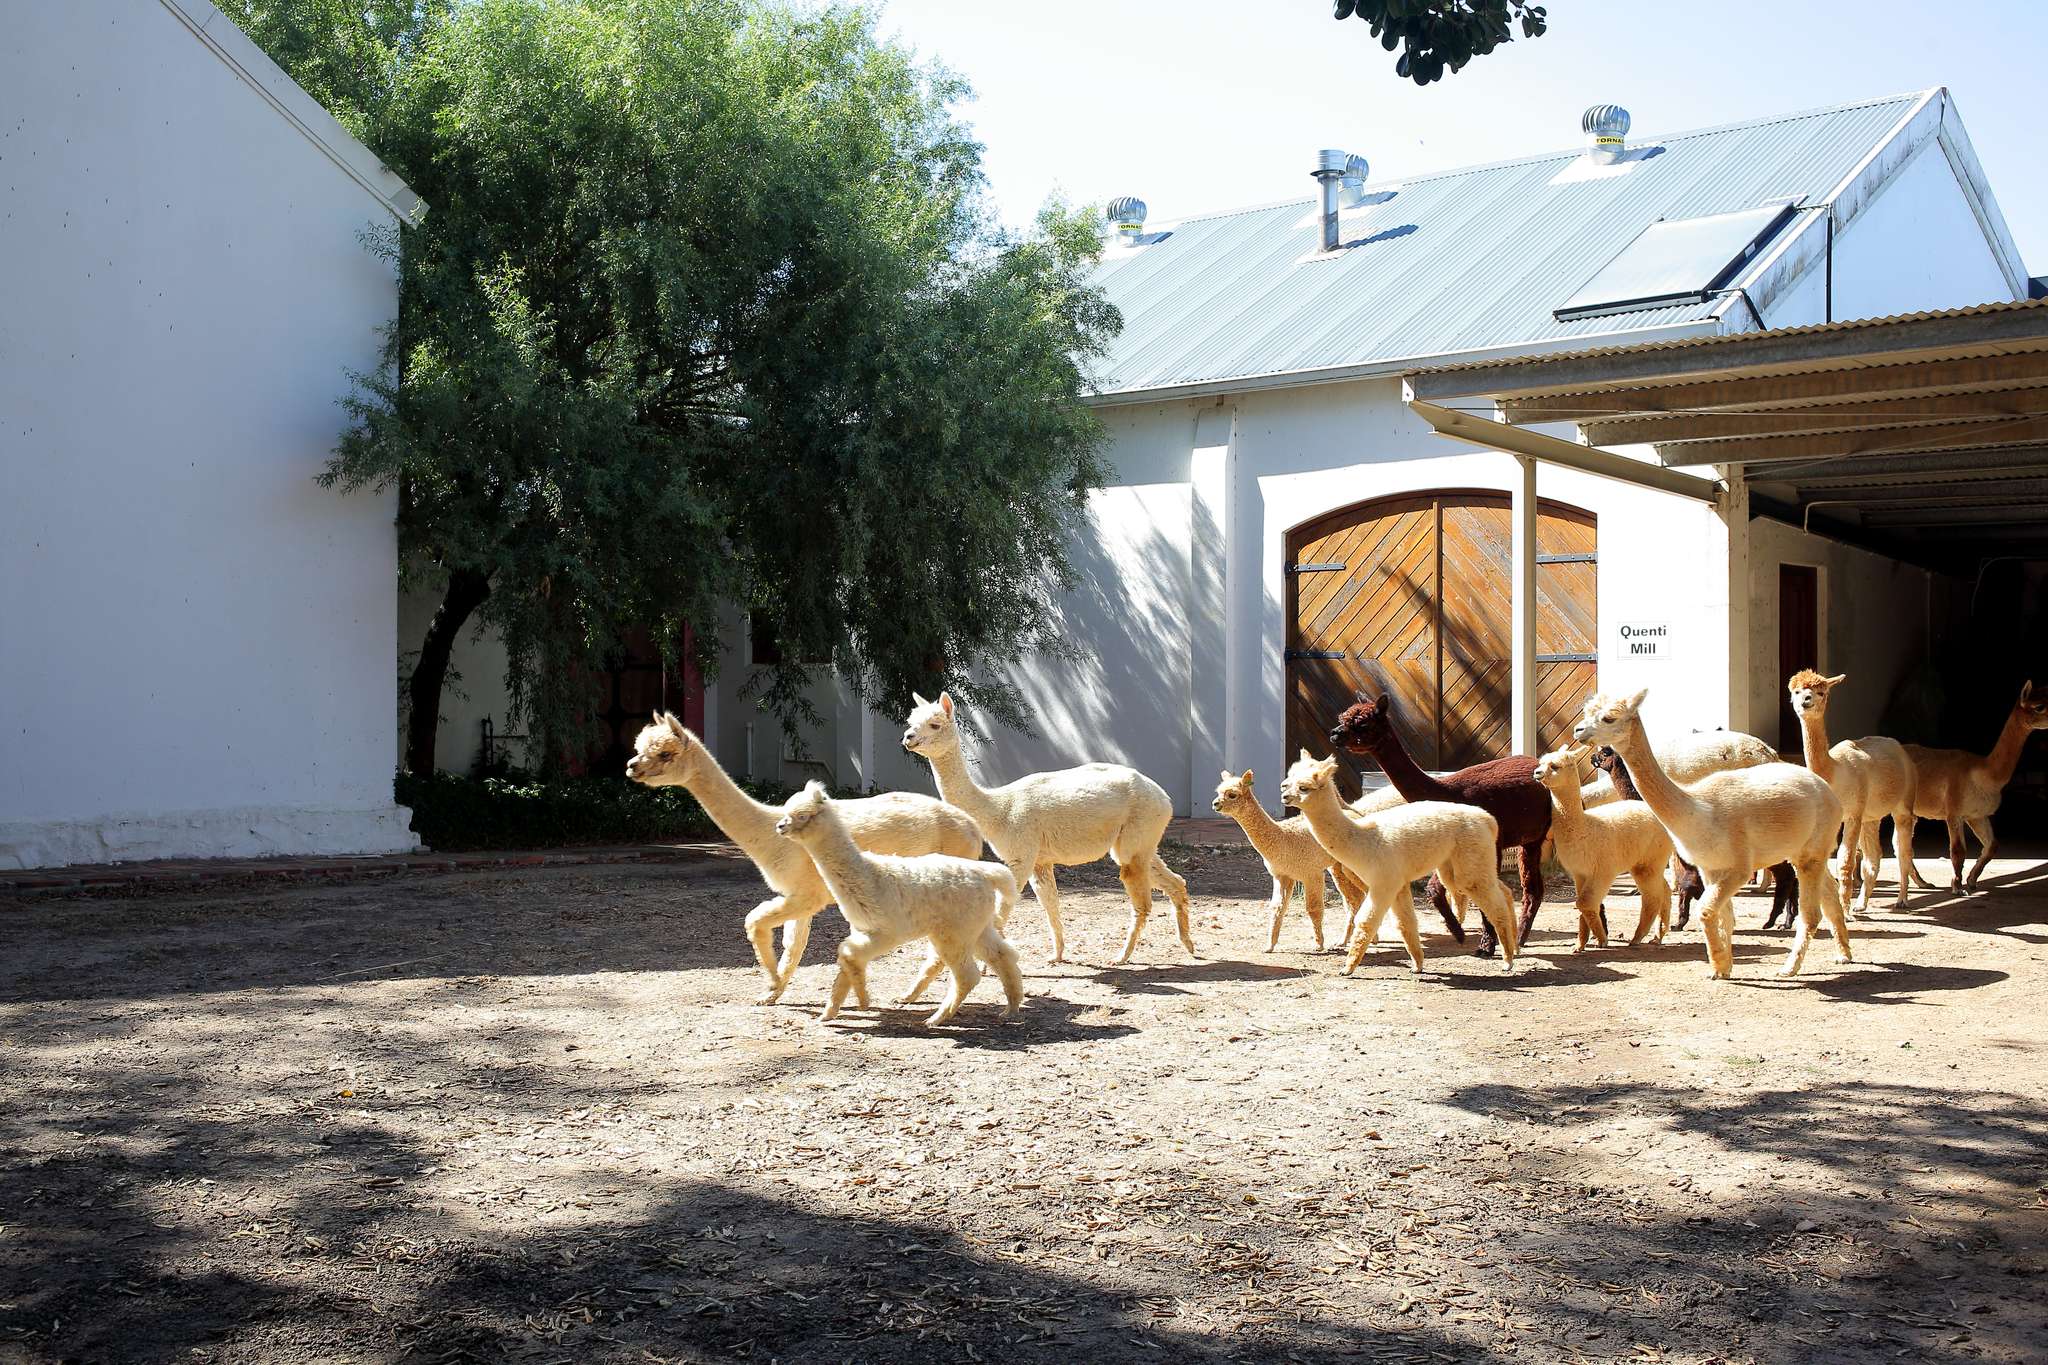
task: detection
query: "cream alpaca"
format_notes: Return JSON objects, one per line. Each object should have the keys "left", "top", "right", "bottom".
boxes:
{"left": 1278, "top": 751, "right": 1517, "bottom": 976}
{"left": 1787, "top": 671, "right": 1918, "bottom": 913}
{"left": 1532, "top": 746, "right": 1675, "bottom": 950}
{"left": 1580, "top": 730, "right": 1780, "bottom": 809}
{"left": 1573, "top": 690, "right": 1848, "bottom": 980}
{"left": 627, "top": 713, "right": 981, "bottom": 1003}
{"left": 901, "top": 692, "right": 1190, "bottom": 964}
{"left": 1212, "top": 769, "right": 1367, "bottom": 952}
{"left": 774, "top": 783, "right": 1024, "bottom": 1027}
{"left": 1902, "top": 680, "right": 2048, "bottom": 890}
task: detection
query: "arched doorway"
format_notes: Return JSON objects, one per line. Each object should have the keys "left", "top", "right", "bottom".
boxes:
{"left": 1285, "top": 490, "right": 1596, "bottom": 795}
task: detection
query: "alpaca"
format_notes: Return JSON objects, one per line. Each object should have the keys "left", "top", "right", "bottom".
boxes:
{"left": 1279, "top": 751, "right": 1517, "bottom": 975}
{"left": 1212, "top": 769, "right": 1368, "bottom": 952}
{"left": 1902, "top": 680, "right": 2048, "bottom": 890}
{"left": 1591, "top": 747, "right": 1797, "bottom": 931}
{"left": 627, "top": 713, "right": 982, "bottom": 1003}
{"left": 1787, "top": 671, "right": 1918, "bottom": 913}
{"left": 1328, "top": 693, "right": 1547, "bottom": 956}
{"left": 901, "top": 691, "right": 1190, "bottom": 964}
{"left": 1572, "top": 690, "right": 1849, "bottom": 980}
{"left": 1531, "top": 746, "right": 1674, "bottom": 950}
{"left": 774, "top": 783, "right": 1024, "bottom": 1027}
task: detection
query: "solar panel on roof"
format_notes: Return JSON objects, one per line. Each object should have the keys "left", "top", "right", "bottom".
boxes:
{"left": 1553, "top": 204, "right": 1797, "bottom": 322}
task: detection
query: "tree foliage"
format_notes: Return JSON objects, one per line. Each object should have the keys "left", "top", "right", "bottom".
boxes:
{"left": 263, "top": 0, "right": 1114, "bottom": 771}
{"left": 1330, "top": 0, "right": 1548, "bottom": 85}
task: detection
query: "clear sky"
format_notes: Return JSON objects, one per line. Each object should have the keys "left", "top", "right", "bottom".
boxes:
{"left": 873, "top": 0, "right": 2045, "bottom": 276}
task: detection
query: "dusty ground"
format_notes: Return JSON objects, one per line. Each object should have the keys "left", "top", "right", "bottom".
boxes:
{"left": 3, "top": 843, "right": 2047, "bottom": 1364}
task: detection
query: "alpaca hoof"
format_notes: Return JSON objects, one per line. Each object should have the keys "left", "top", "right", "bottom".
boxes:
{"left": 756, "top": 987, "right": 786, "bottom": 1005}
{"left": 1472, "top": 943, "right": 1497, "bottom": 959}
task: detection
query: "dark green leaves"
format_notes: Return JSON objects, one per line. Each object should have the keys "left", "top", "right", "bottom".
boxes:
{"left": 1331, "top": 0, "right": 1548, "bottom": 85}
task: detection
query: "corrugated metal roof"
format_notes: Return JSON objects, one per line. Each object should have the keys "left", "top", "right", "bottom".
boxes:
{"left": 1088, "top": 93, "right": 1924, "bottom": 398}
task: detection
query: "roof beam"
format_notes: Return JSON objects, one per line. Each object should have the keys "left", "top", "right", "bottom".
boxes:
{"left": 1656, "top": 415, "right": 2048, "bottom": 467}
{"left": 1861, "top": 504, "right": 2048, "bottom": 528}
{"left": 1403, "top": 391, "right": 1719, "bottom": 503}
{"left": 1580, "top": 385, "right": 2048, "bottom": 445}
{"left": 1405, "top": 302, "right": 2048, "bottom": 402}
{"left": 1749, "top": 445, "right": 2048, "bottom": 486}
{"left": 1497, "top": 354, "right": 2048, "bottom": 424}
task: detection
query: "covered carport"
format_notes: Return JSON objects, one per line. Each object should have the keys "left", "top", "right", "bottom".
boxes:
{"left": 1398, "top": 298, "right": 2048, "bottom": 753}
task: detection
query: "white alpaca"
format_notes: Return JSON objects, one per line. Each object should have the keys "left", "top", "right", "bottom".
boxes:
{"left": 1572, "top": 690, "right": 1849, "bottom": 980}
{"left": 901, "top": 691, "right": 1190, "bottom": 964}
{"left": 1279, "top": 751, "right": 1517, "bottom": 975}
{"left": 627, "top": 713, "right": 981, "bottom": 1003}
{"left": 774, "top": 783, "right": 1024, "bottom": 1027}
{"left": 1787, "top": 671, "right": 1918, "bottom": 913}
{"left": 1532, "top": 746, "right": 1675, "bottom": 951}
{"left": 1212, "top": 769, "right": 1368, "bottom": 952}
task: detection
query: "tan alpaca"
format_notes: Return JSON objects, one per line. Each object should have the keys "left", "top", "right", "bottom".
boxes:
{"left": 1532, "top": 746, "right": 1674, "bottom": 950}
{"left": 1786, "top": 671, "right": 1918, "bottom": 913}
{"left": 1212, "top": 769, "right": 1368, "bottom": 952}
{"left": 1572, "top": 691, "right": 1849, "bottom": 980}
{"left": 1580, "top": 730, "right": 1779, "bottom": 809}
{"left": 774, "top": 783, "right": 1024, "bottom": 1027}
{"left": 901, "top": 691, "right": 1190, "bottom": 965}
{"left": 1902, "top": 681, "right": 2048, "bottom": 890}
{"left": 1278, "top": 751, "right": 1517, "bottom": 975}
{"left": 627, "top": 714, "right": 981, "bottom": 1003}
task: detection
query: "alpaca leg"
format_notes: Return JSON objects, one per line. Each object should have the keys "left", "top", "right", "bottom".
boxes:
{"left": 980, "top": 926, "right": 1026, "bottom": 1017}
{"left": 1903, "top": 821, "right": 1939, "bottom": 889}
{"left": 1462, "top": 876, "right": 1518, "bottom": 970}
{"left": 821, "top": 933, "right": 883, "bottom": 1023}
{"left": 1835, "top": 807, "right": 1863, "bottom": 910}
{"left": 1630, "top": 863, "right": 1670, "bottom": 945}
{"left": 1692, "top": 878, "right": 1739, "bottom": 979}
{"left": 1946, "top": 819, "right": 1967, "bottom": 891}
{"left": 1149, "top": 852, "right": 1196, "bottom": 956}
{"left": 1424, "top": 873, "right": 1466, "bottom": 943}
{"left": 1264, "top": 876, "right": 1293, "bottom": 953}
{"left": 925, "top": 941, "right": 981, "bottom": 1027}
{"left": 1330, "top": 865, "right": 1366, "bottom": 949}
{"left": 1342, "top": 895, "right": 1397, "bottom": 975}
{"left": 1964, "top": 816, "right": 1998, "bottom": 890}
{"left": 1113, "top": 860, "right": 1153, "bottom": 965}
{"left": 900, "top": 950, "right": 945, "bottom": 1006}
{"left": 1390, "top": 899, "right": 1426, "bottom": 973}
{"left": 1027, "top": 861, "right": 1066, "bottom": 963}
{"left": 1574, "top": 877, "right": 1611, "bottom": 953}
{"left": 1671, "top": 857, "right": 1701, "bottom": 931}
{"left": 745, "top": 893, "right": 822, "bottom": 1004}
{"left": 1514, "top": 843, "right": 1546, "bottom": 948}
{"left": 1303, "top": 876, "right": 1330, "bottom": 953}
{"left": 1855, "top": 820, "right": 1886, "bottom": 915}
{"left": 1889, "top": 812, "right": 1916, "bottom": 909}
{"left": 1761, "top": 863, "right": 1793, "bottom": 930}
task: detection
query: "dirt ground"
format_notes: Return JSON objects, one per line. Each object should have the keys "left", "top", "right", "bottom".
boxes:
{"left": 4, "top": 842, "right": 2047, "bottom": 1365}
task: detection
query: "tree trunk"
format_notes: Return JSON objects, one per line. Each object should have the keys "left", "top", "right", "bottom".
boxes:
{"left": 405, "top": 568, "right": 492, "bottom": 774}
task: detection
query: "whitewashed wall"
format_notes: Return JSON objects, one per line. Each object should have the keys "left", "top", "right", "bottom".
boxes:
{"left": 0, "top": 2, "right": 416, "bottom": 867}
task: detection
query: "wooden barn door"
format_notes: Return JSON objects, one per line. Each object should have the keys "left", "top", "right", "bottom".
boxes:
{"left": 1286, "top": 491, "right": 1597, "bottom": 791}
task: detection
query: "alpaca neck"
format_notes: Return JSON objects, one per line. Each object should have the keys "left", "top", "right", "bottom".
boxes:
{"left": 1363, "top": 729, "right": 1451, "bottom": 802}
{"left": 1227, "top": 798, "right": 1290, "bottom": 860}
{"left": 1796, "top": 707, "right": 1838, "bottom": 781}
{"left": 677, "top": 752, "right": 782, "bottom": 862}
{"left": 1979, "top": 705, "right": 2037, "bottom": 787}
{"left": 1607, "top": 716, "right": 1705, "bottom": 834}
{"left": 922, "top": 740, "right": 1002, "bottom": 828}
{"left": 1604, "top": 756, "right": 1640, "bottom": 801}
{"left": 1302, "top": 783, "right": 1380, "bottom": 855}
{"left": 1546, "top": 775, "right": 1588, "bottom": 842}
{"left": 794, "top": 814, "right": 876, "bottom": 907}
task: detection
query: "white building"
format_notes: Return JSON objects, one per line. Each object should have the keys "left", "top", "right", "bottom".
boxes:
{"left": 0, "top": 0, "right": 422, "bottom": 868}
{"left": 431, "top": 90, "right": 2036, "bottom": 816}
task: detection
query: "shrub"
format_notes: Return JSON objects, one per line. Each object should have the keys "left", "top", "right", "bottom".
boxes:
{"left": 394, "top": 771, "right": 814, "bottom": 852}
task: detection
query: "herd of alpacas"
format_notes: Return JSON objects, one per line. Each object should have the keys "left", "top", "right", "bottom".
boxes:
{"left": 623, "top": 676, "right": 2048, "bottom": 1024}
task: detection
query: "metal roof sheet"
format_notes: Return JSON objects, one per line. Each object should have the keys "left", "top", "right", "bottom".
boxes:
{"left": 1087, "top": 93, "right": 1925, "bottom": 398}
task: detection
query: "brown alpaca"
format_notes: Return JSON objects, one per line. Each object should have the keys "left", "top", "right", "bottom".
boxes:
{"left": 1902, "top": 681, "right": 2048, "bottom": 890}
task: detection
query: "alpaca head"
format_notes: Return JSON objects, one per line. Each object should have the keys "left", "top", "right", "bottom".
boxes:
{"left": 1279, "top": 749, "right": 1339, "bottom": 808}
{"left": 773, "top": 780, "right": 833, "bottom": 841}
{"left": 1211, "top": 769, "right": 1257, "bottom": 815}
{"left": 2016, "top": 680, "right": 2048, "bottom": 731}
{"left": 1589, "top": 745, "right": 1622, "bottom": 776}
{"left": 1572, "top": 689, "right": 1648, "bottom": 746}
{"left": 901, "top": 691, "right": 960, "bottom": 759}
{"left": 626, "top": 711, "right": 705, "bottom": 787}
{"left": 1786, "top": 669, "right": 1845, "bottom": 719}
{"left": 1329, "top": 691, "right": 1394, "bottom": 755}
{"left": 1531, "top": 745, "right": 1591, "bottom": 790}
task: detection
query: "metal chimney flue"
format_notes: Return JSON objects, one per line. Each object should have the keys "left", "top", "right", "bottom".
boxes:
{"left": 1312, "top": 148, "right": 1353, "bottom": 252}
{"left": 1105, "top": 196, "right": 1148, "bottom": 247}
{"left": 1582, "top": 104, "right": 1630, "bottom": 164}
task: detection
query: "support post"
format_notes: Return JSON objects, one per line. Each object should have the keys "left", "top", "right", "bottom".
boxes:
{"left": 1187, "top": 405, "right": 1233, "bottom": 814}
{"left": 1511, "top": 454, "right": 1539, "bottom": 757}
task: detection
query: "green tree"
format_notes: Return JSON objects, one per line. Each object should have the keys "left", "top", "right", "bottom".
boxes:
{"left": 272, "top": 0, "right": 1112, "bottom": 773}
{"left": 1330, "top": 0, "right": 1548, "bottom": 85}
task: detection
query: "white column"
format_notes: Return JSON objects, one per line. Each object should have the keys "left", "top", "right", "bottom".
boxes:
{"left": 1187, "top": 405, "right": 1233, "bottom": 814}
{"left": 1717, "top": 467, "right": 1752, "bottom": 734}
{"left": 1510, "top": 454, "right": 1538, "bottom": 756}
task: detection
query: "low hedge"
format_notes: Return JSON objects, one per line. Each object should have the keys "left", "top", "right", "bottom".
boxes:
{"left": 395, "top": 771, "right": 803, "bottom": 851}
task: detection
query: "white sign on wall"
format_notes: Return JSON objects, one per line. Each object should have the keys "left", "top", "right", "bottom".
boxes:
{"left": 1618, "top": 622, "right": 1673, "bottom": 660}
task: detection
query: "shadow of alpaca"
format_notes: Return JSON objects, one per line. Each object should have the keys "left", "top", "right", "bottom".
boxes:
{"left": 1085, "top": 957, "right": 1309, "bottom": 996}
{"left": 811, "top": 993, "right": 1142, "bottom": 1050}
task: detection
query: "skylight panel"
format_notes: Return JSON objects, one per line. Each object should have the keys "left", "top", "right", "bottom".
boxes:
{"left": 1554, "top": 204, "right": 1797, "bottom": 322}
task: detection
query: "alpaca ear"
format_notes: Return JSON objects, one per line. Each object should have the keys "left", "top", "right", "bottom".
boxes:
{"left": 1298, "top": 747, "right": 1313, "bottom": 764}
{"left": 1240, "top": 769, "right": 1254, "bottom": 785}
{"left": 2024, "top": 680, "right": 2036, "bottom": 703}
{"left": 911, "top": 691, "right": 928, "bottom": 707}
{"left": 1353, "top": 690, "right": 1370, "bottom": 704}
{"left": 1624, "top": 688, "right": 1648, "bottom": 711}
{"left": 1825, "top": 674, "right": 1847, "bottom": 688}
{"left": 1220, "top": 769, "right": 1235, "bottom": 783}
{"left": 938, "top": 691, "right": 954, "bottom": 718}
{"left": 805, "top": 779, "right": 827, "bottom": 796}
{"left": 1376, "top": 693, "right": 1391, "bottom": 712}
{"left": 662, "top": 711, "right": 685, "bottom": 737}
